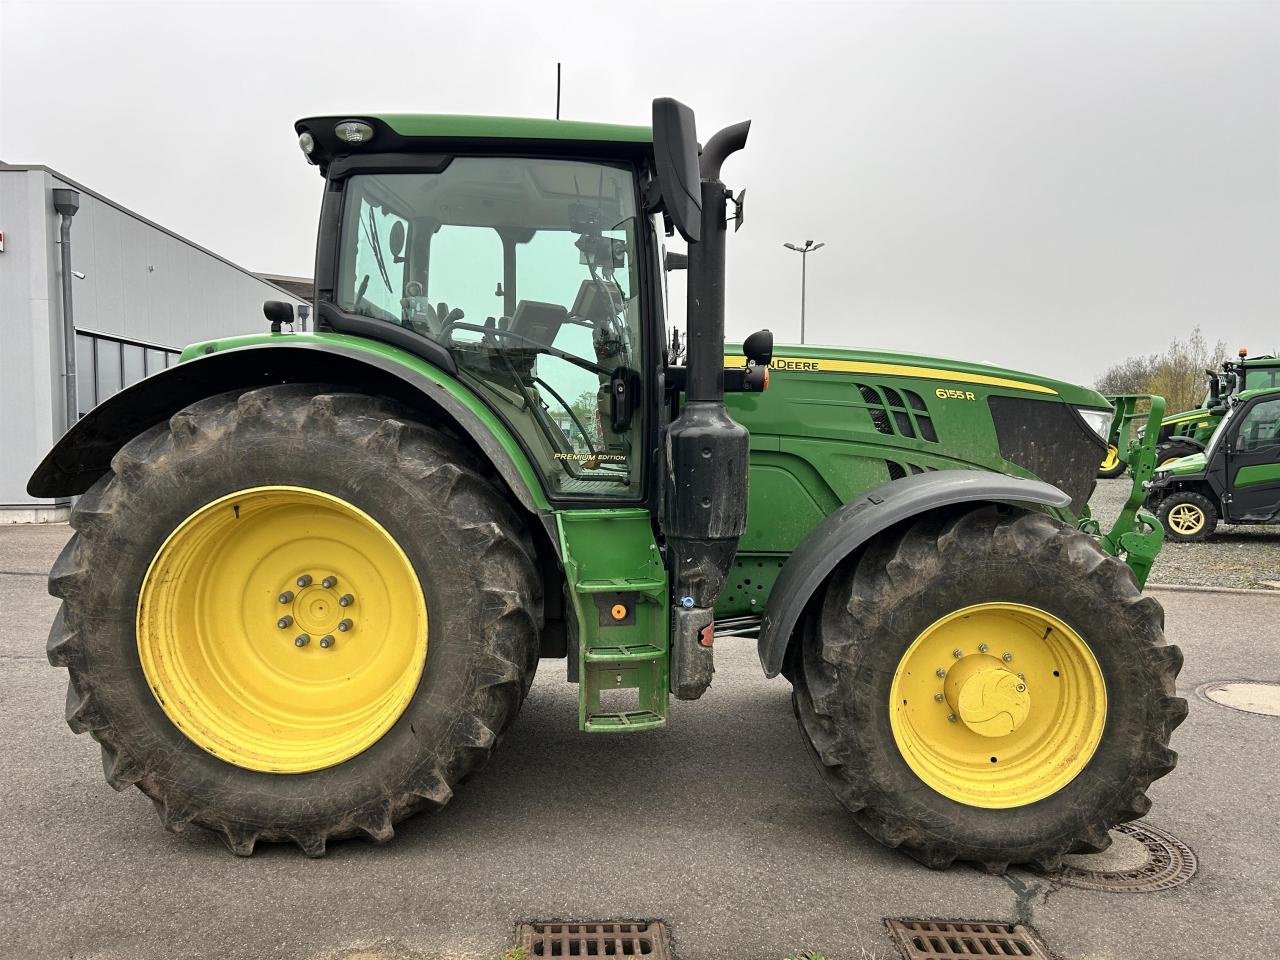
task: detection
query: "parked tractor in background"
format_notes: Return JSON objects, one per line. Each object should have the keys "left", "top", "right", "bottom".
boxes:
{"left": 29, "top": 99, "right": 1184, "bottom": 873}
{"left": 1099, "top": 348, "right": 1280, "bottom": 477}
{"left": 1146, "top": 384, "right": 1280, "bottom": 541}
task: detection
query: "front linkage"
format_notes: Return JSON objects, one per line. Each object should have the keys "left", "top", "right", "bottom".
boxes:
{"left": 1079, "top": 394, "right": 1167, "bottom": 586}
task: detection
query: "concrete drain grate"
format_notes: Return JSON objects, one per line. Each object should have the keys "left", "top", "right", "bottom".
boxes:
{"left": 515, "top": 921, "right": 669, "bottom": 958}
{"left": 885, "top": 919, "right": 1050, "bottom": 958}
{"left": 1196, "top": 679, "right": 1280, "bottom": 717}
{"left": 1052, "top": 820, "right": 1197, "bottom": 892}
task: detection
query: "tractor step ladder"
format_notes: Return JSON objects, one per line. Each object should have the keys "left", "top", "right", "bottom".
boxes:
{"left": 556, "top": 510, "right": 669, "bottom": 732}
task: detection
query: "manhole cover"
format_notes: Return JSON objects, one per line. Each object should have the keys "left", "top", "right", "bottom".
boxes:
{"left": 885, "top": 919, "right": 1050, "bottom": 958}
{"left": 1197, "top": 680, "right": 1280, "bottom": 717}
{"left": 515, "top": 921, "right": 669, "bottom": 958}
{"left": 1051, "top": 820, "right": 1197, "bottom": 892}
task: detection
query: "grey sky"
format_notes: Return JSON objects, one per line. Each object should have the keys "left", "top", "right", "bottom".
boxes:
{"left": 2, "top": 0, "right": 1277, "bottom": 385}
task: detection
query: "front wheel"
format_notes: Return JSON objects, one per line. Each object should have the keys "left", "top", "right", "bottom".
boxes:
{"left": 48, "top": 385, "right": 542, "bottom": 855}
{"left": 791, "top": 505, "right": 1186, "bottom": 872}
{"left": 1156, "top": 490, "right": 1218, "bottom": 542}
{"left": 1154, "top": 439, "right": 1201, "bottom": 469}
{"left": 1097, "top": 445, "right": 1126, "bottom": 479}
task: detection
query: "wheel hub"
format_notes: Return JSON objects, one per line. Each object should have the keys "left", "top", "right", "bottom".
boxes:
{"left": 889, "top": 602, "right": 1107, "bottom": 809}
{"left": 944, "top": 654, "right": 1031, "bottom": 737}
{"left": 136, "top": 486, "right": 427, "bottom": 774}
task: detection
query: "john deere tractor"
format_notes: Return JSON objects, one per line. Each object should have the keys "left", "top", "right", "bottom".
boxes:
{"left": 29, "top": 99, "right": 1185, "bottom": 872}
{"left": 1099, "top": 348, "right": 1280, "bottom": 477}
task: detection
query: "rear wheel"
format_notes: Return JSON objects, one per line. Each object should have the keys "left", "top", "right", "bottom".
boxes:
{"left": 1156, "top": 490, "right": 1218, "bottom": 542}
{"left": 1154, "top": 439, "right": 1201, "bottom": 469}
{"left": 1097, "top": 445, "right": 1126, "bottom": 479}
{"left": 48, "top": 385, "right": 542, "bottom": 855}
{"left": 791, "top": 505, "right": 1186, "bottom": 871}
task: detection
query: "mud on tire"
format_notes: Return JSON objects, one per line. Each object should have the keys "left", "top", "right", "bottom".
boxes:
{"left": 790, "top": 504, "right": 1187, "bottom": 872}
{"left": 47, "top": 384, "right": 543, "bottom": 856}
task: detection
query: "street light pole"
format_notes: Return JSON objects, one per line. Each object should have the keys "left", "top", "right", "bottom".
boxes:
{"left": 783, "top": 239, "right": 824, "bottom": 343}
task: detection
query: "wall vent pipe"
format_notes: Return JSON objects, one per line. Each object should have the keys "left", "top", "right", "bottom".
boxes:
{"left": 51, "top": 188, "right": 81, "bottom": 433}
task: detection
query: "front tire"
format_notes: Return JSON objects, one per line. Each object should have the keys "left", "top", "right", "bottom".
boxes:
{"left": 791, "top": 505, "right": 1186, "bottom": 872}
{"left": 48, "top": 385, "right": 542, "bottom": 855}
{"left": 1154, "top": 439, "right": 1201, "bottom": 468}
{"left": 1097, "top": 445, "right": 1126, "bottom": 479}
{"left": 1156, "top": 490, "right": 1218, "bottom": 542}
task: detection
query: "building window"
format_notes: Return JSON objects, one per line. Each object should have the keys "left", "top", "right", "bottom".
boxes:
{"left": 73, "top": 330, "right": 181, "bottom": 417}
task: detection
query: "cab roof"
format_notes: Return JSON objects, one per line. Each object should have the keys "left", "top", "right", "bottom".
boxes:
{"left": 294, "top": 113, "right": 653, "bottom": 175}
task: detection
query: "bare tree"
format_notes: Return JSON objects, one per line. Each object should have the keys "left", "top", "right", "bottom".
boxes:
{"left": 1094, "top": 326, "right": 1226, "bottom": 412}
{"left": 668, "top": 326, "right": 687, "bottom": 365}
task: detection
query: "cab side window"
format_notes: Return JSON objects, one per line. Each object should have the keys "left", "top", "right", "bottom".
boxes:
{"left": 1236, "top": 398, "right": 1280, "bottom": 452}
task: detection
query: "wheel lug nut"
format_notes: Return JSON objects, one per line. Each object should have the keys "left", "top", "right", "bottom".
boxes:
{"left": 339, "top": 594, "right": 355, "bottom": 607}
{"left": 337, "top": 619, "right": 353, "bottom": 632}
{"left": 1002, "top": 652, "right": 1013, "bottom": 662}
{"left": 322, "top": 576, "right": 337, "bottom": 589}
{"left": 296, "top": 574, "right": 313, "bottom": 588}
{"left": 978, "top": 643, "right": 989, "bottom": 654}
{"left": 319, "top": 635, "right": 335, "bottom": 649}
{"left": 295, "top": 634, "right": 310, "bottom": 647}
{"left": 278, "top": 591, "right": 294, "bottom": 604}
{"left": 952, "top": 649, "right": 963, "bottom": 659}
{"left": 277, "top": 615, "right": 293, "bottom": 629}
{"left": 934, "top": 692, "right": 945, "bottom": 702}
{"left": 947, "top": 714, "right": 957, "bottom": 723}
{"left": 935, "top": 668, "right": 946, "bottom": 678}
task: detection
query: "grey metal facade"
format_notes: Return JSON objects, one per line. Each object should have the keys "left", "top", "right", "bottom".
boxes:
{"left": 0, "top": 165, "right": 305, "bottom": 521}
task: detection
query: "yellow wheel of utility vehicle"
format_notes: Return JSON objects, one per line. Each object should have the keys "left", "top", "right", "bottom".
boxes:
{"left": 888, "top": 603, "right": 1105, "bottom": 809}
{"left": 793, "top": 504, "right": 1186, "bottom": 872}
{"left": 137, "top": 486, "right": 428, "bottom": 773}
{"left": 1156, "top": 490, "right": 1218, "bottom": 543}
{"left": 47, "top": 385, "right": 541, "bottom": 856}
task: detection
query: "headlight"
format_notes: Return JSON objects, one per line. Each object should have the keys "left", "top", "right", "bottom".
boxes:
{"left": 1075, "top": 407, "right": 1111, "bottom": 441}
{"left": 334, "top": 120, "right": 374, "bottom": 143}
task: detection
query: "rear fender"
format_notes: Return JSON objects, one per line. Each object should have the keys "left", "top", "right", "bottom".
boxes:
{"left": 756, "top": 470, "right": 1071, "bottom": 677}
{"left": 27, "top": 339, "right": 550, "bottom": 516}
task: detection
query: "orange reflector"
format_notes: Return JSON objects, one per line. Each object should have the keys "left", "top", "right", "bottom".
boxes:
{"left": 610, "top": 603, "right": 627, "bottom": 621}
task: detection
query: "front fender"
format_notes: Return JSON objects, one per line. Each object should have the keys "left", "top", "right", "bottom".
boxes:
{"left": 756, "top": 470, "right": 1072, "bottom": 677}
{"left": 27, "top": 337, "right": 550, "bottom": 515}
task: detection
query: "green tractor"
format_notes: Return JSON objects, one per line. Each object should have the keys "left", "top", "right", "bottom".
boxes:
{"left": 1098, "top": 348, "right": 1280, "bottom": 478}
{"left": 29, "top": 99, "right": 1185, "bottom": 872}
{"left": 1146, "top": 385, "right": 1280, "bottom": 541}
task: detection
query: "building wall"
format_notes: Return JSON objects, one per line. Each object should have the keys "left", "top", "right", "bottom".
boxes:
{"left": 0, "top": 166, "right": 305, "bottom": 517}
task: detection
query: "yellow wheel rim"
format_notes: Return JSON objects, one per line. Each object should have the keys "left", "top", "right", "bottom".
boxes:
{"left": 889, "top": 602, "right": 1106, "bottom": 809}
{"left": 1166, "top": 502, "right": 1205, "bottom": 535}
{"left": 137, "top": 486, "right": 428, "bottom": 773}
{"left": 1158, "top": 455, "right": 1183, "bottom": 468}
{"left": 1100, "top": 445, "right": 1119, "bottom": 471}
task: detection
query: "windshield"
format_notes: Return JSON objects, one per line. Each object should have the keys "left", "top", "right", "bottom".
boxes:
{"left": 336, "top": 159, "right": 646, "bottom": 499}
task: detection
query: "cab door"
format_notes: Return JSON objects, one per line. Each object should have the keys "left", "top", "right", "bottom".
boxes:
{"left": 1225, "top": 396, "right": 1280, "bottom": 521}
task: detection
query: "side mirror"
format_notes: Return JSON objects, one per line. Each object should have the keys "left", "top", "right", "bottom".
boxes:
{"left": 743, "top": 328, "right": 774, "bottom": 367}
{"left": 651, "top": 98, "right": 702, "bottom": 244}
{"left": 389, "top": 221, "right": 406, "bottom": 264}
{"left": 664, "top": 251, "right": 688, "bottom": 272}
{"left": 263, "top": 300, "right": 295, "bottom": 333}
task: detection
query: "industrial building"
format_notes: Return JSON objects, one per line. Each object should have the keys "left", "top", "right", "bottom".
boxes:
{"left": 0, "top": 164, "right": 306, "bottom": 522}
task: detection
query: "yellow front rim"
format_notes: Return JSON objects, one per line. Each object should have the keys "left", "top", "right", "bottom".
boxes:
{"left": 1166, "top": 503, "right": 1205, "bottom": 535}
{"left": 1100, "top": 445, "right": 1120, "bottom": 471}
{"left": 137, "top": 486, "right": 428, "bottom": 773}
{"left": 889, "top": 602, "right": 1106, "bottom": 809}
{"left": 1158, "top": 455, "right": 1183, "bottom": 468}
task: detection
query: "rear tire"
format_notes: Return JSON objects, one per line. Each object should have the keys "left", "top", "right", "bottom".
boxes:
{"left": 1155, "top": 490, "right": 1218, "bottom": 542}
{"left": 48, "top": 385, "right": 542, "bottom": 855}
{"left": 1097, "top": 445, "right": 1126, "bottom": 479}
{"left": 790, "top": 505, "right": 1186, "bottom": 872}
{"left": 1154, "top": 439, "right": 1201, "bottom": 468}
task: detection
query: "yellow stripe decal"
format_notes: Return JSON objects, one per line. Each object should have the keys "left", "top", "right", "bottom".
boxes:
{"left": 726, "top": 356, "right": 1057, "bottom": 395}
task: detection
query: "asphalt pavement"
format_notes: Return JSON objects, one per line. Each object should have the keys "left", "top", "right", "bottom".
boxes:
{"left": 2, "top": 522, "right": 1277, "bottom": 960}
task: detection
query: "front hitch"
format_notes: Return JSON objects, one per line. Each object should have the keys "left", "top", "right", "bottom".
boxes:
{"left": 1085, "top": 394, "right": 1167, "bottom": 586}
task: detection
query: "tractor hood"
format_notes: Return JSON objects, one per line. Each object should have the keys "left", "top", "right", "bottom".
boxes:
{"left": 727, "top": 343, "right": 1109, "bottom": 408}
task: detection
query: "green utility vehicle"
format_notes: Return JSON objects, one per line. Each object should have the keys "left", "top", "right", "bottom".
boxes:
{"left": 29, "top": 100, "right": 1185, "bottom": 873}
{"left": 1099, "top": 349, "right": 1280, "bottom": 477}
{"left": 1146, "top": 385, "right": 1280, "bottom": 541}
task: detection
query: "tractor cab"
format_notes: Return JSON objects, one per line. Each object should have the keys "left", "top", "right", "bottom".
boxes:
{"left": 1146, "top": 385, "right": 1280, "bottom": 540}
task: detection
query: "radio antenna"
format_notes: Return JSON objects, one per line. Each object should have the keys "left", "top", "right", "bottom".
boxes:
{"left": 555, "top": 62, "right": 562, "bottom": 119}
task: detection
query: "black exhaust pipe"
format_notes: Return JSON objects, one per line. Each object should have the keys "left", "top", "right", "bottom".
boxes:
{"left": 664, "top": 117, "right": 751, "bottom": 700}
